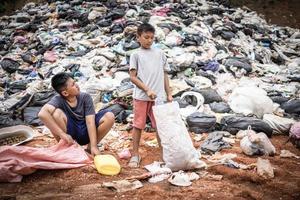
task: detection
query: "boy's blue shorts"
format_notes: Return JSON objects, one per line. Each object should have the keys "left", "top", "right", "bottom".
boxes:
{"left": 66, "top": 109, "right": 109, "bottom": 145}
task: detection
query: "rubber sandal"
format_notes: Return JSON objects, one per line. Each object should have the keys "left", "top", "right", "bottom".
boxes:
{"left": 128, "top": 155, "right": 141, "bottom": 168}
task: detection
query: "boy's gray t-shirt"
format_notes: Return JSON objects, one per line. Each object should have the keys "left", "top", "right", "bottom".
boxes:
{"left": 47, "top": 92, "right": 95, "bottom": 121}
{"left": 129, "top": 47, "right": 170, "bottom": 101}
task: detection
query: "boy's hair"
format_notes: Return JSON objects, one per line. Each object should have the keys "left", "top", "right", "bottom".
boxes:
{"left": 137, "top": 23, "right": 155, "bottom": 36}
{"left": 51, "top": 72, "right": 72, "bottom": 95}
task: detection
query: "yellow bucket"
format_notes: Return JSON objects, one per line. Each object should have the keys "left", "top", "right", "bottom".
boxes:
{"left": 94, "top": 154, "right": 121, "bottom": 176}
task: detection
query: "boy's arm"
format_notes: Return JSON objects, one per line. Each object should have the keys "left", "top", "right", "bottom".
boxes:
{"left": 38, "top": 104, "right": 74, "bottom": 145}
{"left": 164, "top": 72, "right": 173, "bottom": 102}
{"left": 85, "top": 115, "right": 100, "bottom": 156}
{"left": 129, "top": 69, "right": 156, "bottom": 100}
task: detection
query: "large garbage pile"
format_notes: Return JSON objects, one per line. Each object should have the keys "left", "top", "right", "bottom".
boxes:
{"left": 0, "top": 0, "right": 299, "bottom": 142}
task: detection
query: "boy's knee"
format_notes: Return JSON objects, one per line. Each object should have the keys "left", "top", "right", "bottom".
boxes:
{"left": 105, "top": 112, "right": 115, "bottom": 122}
{"left": 53, "top": 109, "right": 66, "bottom": 121}
{"left": 102, "top": 112, "right": 115, "bottom": 124}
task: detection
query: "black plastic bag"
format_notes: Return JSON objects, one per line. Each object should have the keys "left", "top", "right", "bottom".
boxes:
{"left": 186, "top": 112, "right": 216, "bottom": 134}
{"left": 0, "top": 115, "right": 24, "bottom": 128}
{"left": 220, "top": 116, "right": 273, "bottom": 137}
{"left": 281, "top": 99, "right": 300, "bottom": 115}
{"left": 201, "top": 131, "right": 231, "bottom": 153}
{"left": 209, "top": 102, "right": 231, "bottom": 113}
{"left": 23, "top": 107, "right": 43, "bottom": 126}
{"left": 0, "top": 58, "right": 20, "bottom": 74}
{"left": 192, "top": 88, "right": 222, "bottom": 104}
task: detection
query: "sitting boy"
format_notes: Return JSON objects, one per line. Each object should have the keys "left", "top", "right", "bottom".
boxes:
{"left": 38, "top": 72, "right": 115, "bottom": 156}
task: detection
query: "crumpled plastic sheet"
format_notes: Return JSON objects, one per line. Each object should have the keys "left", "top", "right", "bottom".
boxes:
{"left": 0, "top": 140, "right": 92, "bottom": 183}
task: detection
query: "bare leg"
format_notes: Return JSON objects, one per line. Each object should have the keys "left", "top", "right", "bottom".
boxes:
{"left": 156, "top": 131, "right": 164, "bottom": 161}
{"left": 96, "top": 112, "right": 115, "bottom": 143}
{"left": 132, "top": 127, "right": 142, "bottom": 156}
{"left": 52, "top": 108, "right": 68, "bottom": 142}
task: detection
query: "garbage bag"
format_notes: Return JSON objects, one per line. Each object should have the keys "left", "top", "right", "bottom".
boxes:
{"left": 220, "top": 116, "right": 273, "bottom": 137}
{"left": 116, "top": 110, "right": 132, "bottom": 124}
{"left": 8, "top": 80, "right": 30, "bottom": 91}
{"left": 153, "top": 102, "right": 207, "bottom": 171}
{"left": 281, "top": 99, "right": 300, "bottom": 115}
{"left": 9, "top": 93, "right": 33, "bottom": 111}
{"left": 173, "top": 97, "right": 190, "bottom": 108}
{"left": 192, "top": 88, "right": 222, "bottom": 104}
{"left": 0, "top": 58, "right": 20, "bottom": 74}
{"left": 209, "top": 102, "right": 231, "bottom": 113}
{"left": 200, "top": 131, "right": 232, "bottom": 154}
{"left": 289, "top": 122, "right": 300, "bottom": 149}
{"left": 186, "top": 112, "right": 216, "bottom": 134}
{"left": 30, "top": 91, "right": 56, "bottom": 106}
{"left": 104, "top": 104, "right": 125, "bottom": 117}
{"left": 263, "top": 114, "right": 295, "bottom": 135}
{"left": 195, "top": 69, "right": 217, "bottom": 85}
{"left": 228, "top": 86, "right": 273, "bottom": 118}
{"left": 23, "top": 107, "right": 43, "bottom": 126}
{"left": 240, "top": 131, "right": 276, "bottom": 156}
{"left": 0, "top": 115, "right": 25, "bottom": 128}
{"left": 270, "top": 95, "right": 289, "bottom": 105}
{"left": 224, "top": 57, "right": 252, "bottom": 73}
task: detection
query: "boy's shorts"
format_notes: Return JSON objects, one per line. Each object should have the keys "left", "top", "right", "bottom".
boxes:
{"left": 66, "top": 109, "right": 109, "bottom": 145}
{"left": 133, "top": 99, "right": 156, "bottom": 130}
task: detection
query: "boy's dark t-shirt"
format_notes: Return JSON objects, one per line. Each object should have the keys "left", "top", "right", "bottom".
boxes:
{"left": 47, "top": 92, "right": 95, "bottom": 121}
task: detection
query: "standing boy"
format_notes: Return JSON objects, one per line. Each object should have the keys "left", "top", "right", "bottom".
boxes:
{"left": 38, "top": 72, "right": 115, "bottom": 156}
{"left": 129, "top": 23, "right": 173, "bottom": 167}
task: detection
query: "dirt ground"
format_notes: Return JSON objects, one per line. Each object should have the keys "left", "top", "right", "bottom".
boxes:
{"left": 0, "top": 125, "right": 300, "bottom": 200}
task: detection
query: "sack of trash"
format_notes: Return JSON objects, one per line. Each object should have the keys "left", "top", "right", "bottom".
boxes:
{"left": 186, "top": 112, "right": 216, "bottom": 134}
{"left": 240, "top": 128, "right": 276, "bottom": 156}
{"left": 228, "top": 86, "right": 273, "bottom": 118}
{"left": 220, "top": 115, "right": 273, "bottom": 137}
{"left": 263, "top": 114, "right": 295, "bottom": 135}
{"left": 153, "top": 102, "right": 207, "bottom": 171}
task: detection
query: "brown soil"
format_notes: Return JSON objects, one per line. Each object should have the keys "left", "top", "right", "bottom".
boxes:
{"left": 0, "top": 127, "right": 300, "bottom": 200}
{"left": 223, "top": 0, "right": 300, "bottom": 29}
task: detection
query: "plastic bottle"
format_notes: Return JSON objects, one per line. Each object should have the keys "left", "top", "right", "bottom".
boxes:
{"left": 94, "top": 154, "right": 121, "bottom": 176}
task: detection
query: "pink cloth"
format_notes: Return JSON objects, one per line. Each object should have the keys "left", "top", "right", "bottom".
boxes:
{"left": 44, "top": 50, "right": 57, "bottom": 62}
{"left": 0, "top": 140, "right": 92, "bottom": 183}
{"left": 151, "top": 7, "right": 170, "bottom": 17}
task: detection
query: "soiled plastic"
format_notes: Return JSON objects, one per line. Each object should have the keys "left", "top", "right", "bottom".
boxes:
{"left": 94, "top": 154, "right": 121, "bottom": 176}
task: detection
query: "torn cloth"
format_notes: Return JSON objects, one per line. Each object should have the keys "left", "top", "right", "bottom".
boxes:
{"left": 0, "top": 140, "right": 92, "bottom": 183}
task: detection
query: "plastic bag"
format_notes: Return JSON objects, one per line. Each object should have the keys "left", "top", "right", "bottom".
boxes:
{"left": 186, "top": 112, "right": 216, "bottom": 134}
{"left": 228, "top": 86, "right": 273, "bottom": 118}
{"left": 263, "top": 114, "right": 295, "bottom": 135}
{"left": 220, "top": 116, "right": 273, "bottom": 137}
{"left": 240, "top": 128, "right": 275, "bottom": 156}
{"left": 179, "top": 91, "right": 204, "bottom": 119}
{"left": 153, "top": 102, "right": 207, "bottom": 171}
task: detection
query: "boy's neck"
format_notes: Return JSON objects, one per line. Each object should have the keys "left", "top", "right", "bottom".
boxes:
{"left": 65, "top": 95, "right": 77, "bottom": 103}
{"left": 141, "top": 46, "right": 151, "bottom": 50}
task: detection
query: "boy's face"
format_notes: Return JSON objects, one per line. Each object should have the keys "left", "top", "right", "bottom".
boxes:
{"left": 137, "top": 31, "right": 154, "bottom": 49}
{"left": 61, "top": 78, "right": 80, "bottom": 98}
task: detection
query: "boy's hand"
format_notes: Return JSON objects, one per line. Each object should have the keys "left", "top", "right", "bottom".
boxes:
{"left": 91, "top": 146, "right": 101, "bottom": 157}
{"left": 146, "top": 90, "right": 157, "bottom": 100}
{"left": 167, "top": 94, "right": 173, "bottom": 102}
{"left": 60, "top": 133, "right": 74, "bottom": 145}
